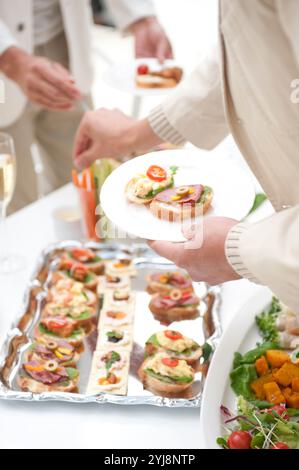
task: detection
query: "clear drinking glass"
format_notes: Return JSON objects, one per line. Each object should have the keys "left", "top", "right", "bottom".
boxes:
{"left": 0, "top": 132, "right": 25, "bottom": 273}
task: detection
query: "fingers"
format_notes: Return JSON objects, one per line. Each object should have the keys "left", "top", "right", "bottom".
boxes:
{"left": 147, "top": 240, "right": 182, "bottom": 264}
{"left": 38, "top": 61, "right": 81, "bottom": 101}
{"left": 30, "top": 79, "right": 74, "bottom": 108}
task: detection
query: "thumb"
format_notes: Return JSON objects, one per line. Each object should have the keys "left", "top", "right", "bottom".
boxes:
{"left": 148, "top": 240, "right": 182, "bottom": 264}
{"left": 156, "top": 41, "right": 167, "bottom": 64}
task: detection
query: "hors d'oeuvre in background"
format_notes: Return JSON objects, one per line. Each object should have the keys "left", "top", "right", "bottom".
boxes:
{"left": 87, "top": 348, "right": 130, "bottom": 396}
{"left": 59, "top": 247, "right": 105, "bottom": 274}
{"left": 138, "top": 353, "right": 194, "bottom": 396}
{"left": 105, "top": 259, "right": 137, "bottom": 278}
{"left": 136, "top": 63, "right": 183, "bottom": 89}
{"left": 18, "top": 360, "right": 79, "bottom": 393}
{"left": 25, "top": 340, "right": 80, "bottom": 368}
{"left": 146, "top": 271, "right": 193, "bottom": 295}
{"left": 145, "top": 330, "right": 202, "bottom": 369}
{"left": 149, "top": 289, "right": 200, "bottom": 325}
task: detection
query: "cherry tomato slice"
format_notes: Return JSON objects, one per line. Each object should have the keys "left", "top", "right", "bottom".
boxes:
{"left": 271, "top": 442, "right": 289, "bottom": 449}
{"left": 137, "top": 64, "right": 149, "bottom": 75}
{"left": 48, "top": 319, "right": 67, "bottom": 330}
{"left": 71, "top": 248, "right": 95, "bottom": 262}
{"left": 161, "top": 357, "right": 179, "bottom": 367}
{"left": 227, "top": 431, "right": 252, "bottom": 449}
{"left": 164, "top": 330, "right": 183, "bottom": 341}
{"left": 146, "top": 165, "right": 167, "bottom": 182}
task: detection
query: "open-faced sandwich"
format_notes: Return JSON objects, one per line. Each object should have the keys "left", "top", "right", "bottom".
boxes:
{"left": 18, "top": 360, "right": 79, "bottom": 393}
{"left": 52, "top": 262, "right": 98, "bottom": 291}
{"left": 145, "top": 330, "right": 202, "bottom": 368}
{"left": 87, "top": 348, "right": 130, "bottom": 396}
{"left": 149, "top": 289, "right": 200, "bottom": 325}
{"left": 105, "top": 259, "right": 137, "bottom": 278}
{"left": 25, "top": 340, "right": 80, "bottom": 367}
{"left": 47, "top": 279, "right": 97, "bottom": 310}
{"left": 138, "top": 352, "right": 194, "bottom": 395}
{"left": 149, "top": 184, "right": 213, "bottom": 222}
{"left": 146, "top": 271, "right": 193, "bottom": 295}
{"left": 34, "top": 316, "right": 85, "bottom": 348}
{"left": 136, "top": 63, "right": 183, "bottom": 89}
{"left": 96, "top": 325, "right": 133, "bottom": 350}
{"left": 98, "top": 306, "right": 134, "bottom": 328}
{"left": 42, "top": 301, "right": 96, "bottom": 327}
{"left": 125, "top": 165, "right": 177, "bottom": 205}
{"left": 59, "top": 247, "right": 105, "bottom": 274}
{"left": 97, "top": 274, "right": 131, "bottom": 296}
{"left": 103, "top": 289, "right": 135, "bottom": 310}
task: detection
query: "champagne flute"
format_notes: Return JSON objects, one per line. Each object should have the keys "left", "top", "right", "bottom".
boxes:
{"left": 0, "top": 132, "right": 25, "bottom": 273}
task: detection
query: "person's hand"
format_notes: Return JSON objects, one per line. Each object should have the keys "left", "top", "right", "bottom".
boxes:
{"left": 0, "top": 46, "right": 81, "bottom": 110}
{"left": 130, "top": 17, "right": 173, "bottom": 63}
{"left": 148, "top": 217, "right": 241, "bottom": 285}
{"left": 73, "top": 108, "right": 162, "bottom": 169}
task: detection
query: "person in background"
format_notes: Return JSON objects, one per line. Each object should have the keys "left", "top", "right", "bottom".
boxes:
{"left": 72, "top": 0, "right": 299, "bottom": 313}
{"left": 0, "top": 0, "right": 172, "bottom": 212}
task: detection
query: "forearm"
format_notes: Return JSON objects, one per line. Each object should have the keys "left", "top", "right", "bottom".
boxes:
{"left": 129, "top": 118, "right": 164, "bottom": 155}
{"left": 148, "top": 47, "right": 229, "bottom": 149}
{"left": 225, "top": 205, "right": 299, "bottom": 312}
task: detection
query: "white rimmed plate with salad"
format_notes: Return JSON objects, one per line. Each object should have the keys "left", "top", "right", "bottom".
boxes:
{"left": 200, "top": 287, "right": 299, "bottom": 449}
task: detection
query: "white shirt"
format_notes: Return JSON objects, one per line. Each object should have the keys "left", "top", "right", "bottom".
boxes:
{"left": 33, "top": 0, "right": 64, "bottom": 46}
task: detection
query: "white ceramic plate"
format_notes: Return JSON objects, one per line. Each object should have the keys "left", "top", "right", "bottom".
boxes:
{"left": 200, "top": 287, "right": 273, "bottom": 449}
{"left": 102, "top": 58, "right": 182, "bottom": 96}
{"left": 100, "top": 149, "right": 256, "bottom": 242}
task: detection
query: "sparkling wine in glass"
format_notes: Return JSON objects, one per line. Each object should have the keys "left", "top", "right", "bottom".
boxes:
{"left": 0, "top": 133, "right": 25, "bottom": 273}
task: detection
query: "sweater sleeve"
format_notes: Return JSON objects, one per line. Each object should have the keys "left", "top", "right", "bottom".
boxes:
{"left": 148, "top": 46, "right": 229, "bottom": 149}
{"left": 225, "top": 205, "right": 299, "bottom": 313}
{"left": 107, "top": 0, "right": 155, "bottom": 31}
{"left": 0, "top": 19, "right": 17, "bottom": 56}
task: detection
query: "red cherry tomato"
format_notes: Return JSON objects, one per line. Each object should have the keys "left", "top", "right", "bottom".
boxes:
{"left": 271, "top": 442, "right": 289, "bottom": 449}
{"left": 227, "top": 431, "right": 252, "bottom": 449}
{"left": 161, "top": 357, "right": 179, "bottom": 367}
{"left": 164, "top": 330, "right": 183, "bottom": 341}
{"left": 137, "top": 64, "right": 149, "bottom": 75}
{"left": 146, "top": 165, "right": 167, "bottom": 182}
{"left": 71, "top": 248, "right": 95, "bottom": 262}
{"left": 263, "top": 405, "right": 289, "bottom": 421}
{"left": 48, "top": 319, "right": 67, "bottom": 330}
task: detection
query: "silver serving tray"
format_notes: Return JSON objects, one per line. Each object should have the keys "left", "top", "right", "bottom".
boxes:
{"left": 0, "top": 241, "right": 222, "bottom": 407}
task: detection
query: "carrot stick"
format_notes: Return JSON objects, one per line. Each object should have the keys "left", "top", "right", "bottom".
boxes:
{"left": 82, "top": 170, "right": 88, "bottom": 189}
{"left": 72, "top": 169, "right": 79, "bottom": 187}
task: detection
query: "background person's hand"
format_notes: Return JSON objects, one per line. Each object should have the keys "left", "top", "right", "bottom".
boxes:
{"left": 130, "top": 17, "right": 173, "bottom": 63}
{"left": 148, "top": 217, "right": 241, "bottom": 285}
{"left": 0, "top": 46, "right": 81, "bottom": 110}
{"left": 73, "top": 108, "right": 162, "bottom": 169}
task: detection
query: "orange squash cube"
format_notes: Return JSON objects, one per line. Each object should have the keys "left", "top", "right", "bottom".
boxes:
{"left": 263, "top": 382, "right": 286, "bottom": 405}
{"left": 292, "top": 378, "right": 299, "bottom": 393}
{"left": 255, "top": 356, "right": 269, "bottom": 376}
{"left": 285, "top": 392, "right": 299, "bottom": 409}
{"left": 266, "top": 350, "right": 290, "bottom": 368}
{"left": 250, "top": 373, "right": 275, "bottom": 399}
{"left": 274, "top": 362, "right": 299, "bottom": 387}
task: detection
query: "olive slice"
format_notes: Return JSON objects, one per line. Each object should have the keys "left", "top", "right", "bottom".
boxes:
{"left": 44, "top": 360, "right": 59, "bottom": 372}
{"left": 46, "top": 340, "right": 58, "bottom": 350}
{"left": 176, "top": 186, "right": 190, "bottom": 197}
{"left": 170, "top": 289, "right": 182, "bottom": 301}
